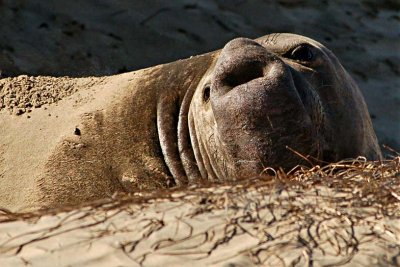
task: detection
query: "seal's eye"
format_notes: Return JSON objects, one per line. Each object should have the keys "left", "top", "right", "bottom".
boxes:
{"left": 203, "top": 85, "right": 210, "bottom": 103}
{"left": 287, "top": 44, "right": 314, "bottom": 62}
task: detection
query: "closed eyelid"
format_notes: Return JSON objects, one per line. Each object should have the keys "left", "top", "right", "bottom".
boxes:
{"left": 283, "top": 43, "right": 316, "bottom": 54}
{"left": 261, "top": 40, "right": 316, "bottom": 55}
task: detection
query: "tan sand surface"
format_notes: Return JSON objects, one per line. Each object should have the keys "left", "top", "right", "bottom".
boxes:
{"left": 0, "top": 159, "right": 399, "bottom": 266}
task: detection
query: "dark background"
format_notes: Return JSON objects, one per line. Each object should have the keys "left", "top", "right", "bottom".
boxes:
{"left": 0, "top": 0, "right": 399, "bottom": 150}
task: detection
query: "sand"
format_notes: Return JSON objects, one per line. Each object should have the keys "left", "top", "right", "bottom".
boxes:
{"left": 0, "top": 159, "right": 399, "bottom": 266}
{"left": 0, "top": 76, "right": 77, "bottom": 115}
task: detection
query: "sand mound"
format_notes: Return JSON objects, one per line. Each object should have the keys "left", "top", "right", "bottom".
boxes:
{"left": 0, "top": 75, "right": 105, "bottom": 115}
{"left": 1, "top": 158, "right": 399, "bottom": 266}
{"left": 0, "top": 75, "right": 77, "bottom": 115}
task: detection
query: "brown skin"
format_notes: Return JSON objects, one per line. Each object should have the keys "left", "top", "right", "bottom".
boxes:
{"left": 0, "top": 33, "right": 380, "bottom": 211}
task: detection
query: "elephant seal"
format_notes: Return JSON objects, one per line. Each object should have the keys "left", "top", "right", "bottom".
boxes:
{"left": 0, "top": 33, "right": 381, "bottom": 211}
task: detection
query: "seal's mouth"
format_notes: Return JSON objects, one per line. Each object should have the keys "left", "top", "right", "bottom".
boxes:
{"left": 288, "top": 67, "right": 338, "bottom": 163}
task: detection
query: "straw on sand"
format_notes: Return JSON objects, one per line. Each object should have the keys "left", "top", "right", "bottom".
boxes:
{"left": 0, "top": 157, "right": 399, "bottom": 266}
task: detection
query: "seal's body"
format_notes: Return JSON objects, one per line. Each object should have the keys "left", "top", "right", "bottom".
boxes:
{"left": 0, "top": 34, "right": 381, "bottom": 211}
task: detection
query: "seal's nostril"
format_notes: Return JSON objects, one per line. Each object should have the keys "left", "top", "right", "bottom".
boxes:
{"left": 223, "top": 61, "right": 264, "bottom": 88}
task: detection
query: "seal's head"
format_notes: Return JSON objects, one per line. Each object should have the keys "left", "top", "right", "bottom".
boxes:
{"left": 190, "top": 33, "right": 381, "bottom": 181}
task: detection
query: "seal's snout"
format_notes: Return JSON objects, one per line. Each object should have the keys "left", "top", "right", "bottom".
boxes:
{"left": 207, "top": 37, "right": 320, "bottom": 177}
{"left": 212, "top": 38, "right": 269, "bottom": 94}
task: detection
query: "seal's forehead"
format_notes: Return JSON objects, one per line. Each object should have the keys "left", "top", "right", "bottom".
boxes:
{"left": 256, "top": 33, "right": 325, "bottom": 52}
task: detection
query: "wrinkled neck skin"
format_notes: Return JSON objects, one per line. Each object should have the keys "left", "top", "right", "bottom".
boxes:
{"left": 157, "top": 55, "right": 233, "bottom": 185}
{"left": 188, "top": 58, "right": 228, "bottom": 182}
{"left": 156, "top": 55, "right": 216, "bottom": 186}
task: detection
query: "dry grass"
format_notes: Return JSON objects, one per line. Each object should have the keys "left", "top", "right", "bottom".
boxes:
{"left": 1, "top": 156, "right": 399, "bottom": 221}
